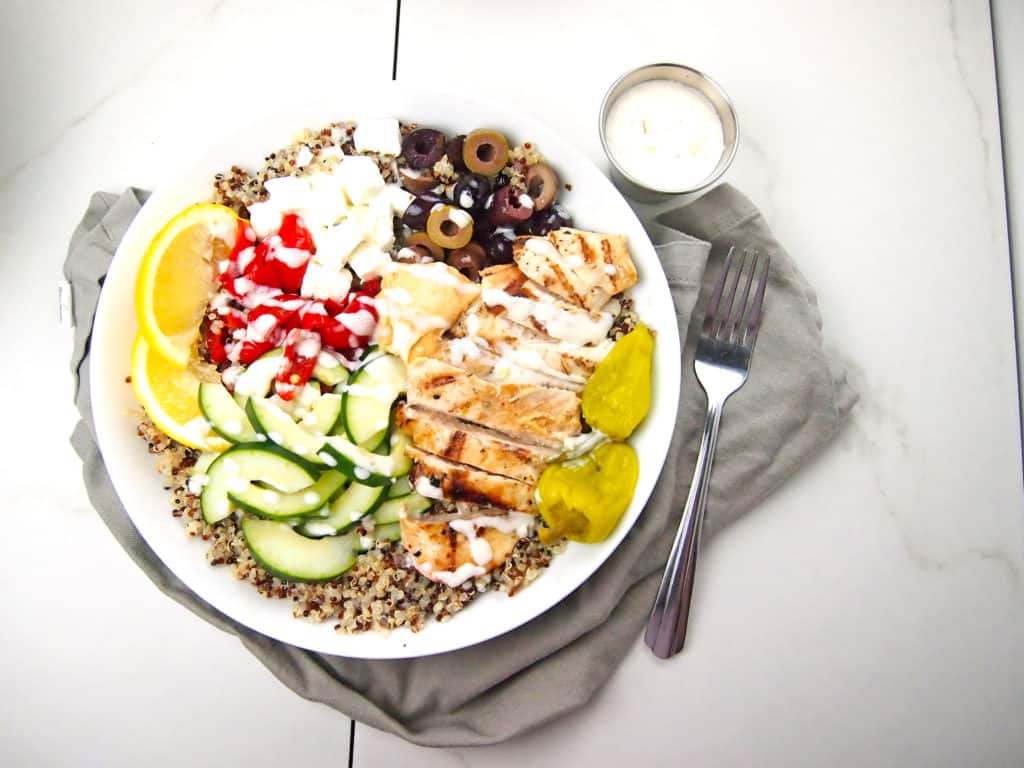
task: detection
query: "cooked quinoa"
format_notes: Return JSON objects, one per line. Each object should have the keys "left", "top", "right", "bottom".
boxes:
{"left": 138, "top": 417, "right": 564, "bottom": 634}
{"left": 136, "top": 118, "right": 623, "bottom": 635}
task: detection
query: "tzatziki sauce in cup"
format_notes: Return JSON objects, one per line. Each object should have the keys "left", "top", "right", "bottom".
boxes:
{"left": 599, "top": 63, "right": 738, "bottom": 201}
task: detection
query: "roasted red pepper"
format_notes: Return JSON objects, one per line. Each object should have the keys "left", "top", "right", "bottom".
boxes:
{"left": 275, "top": 328, "right": 322, "bottom": 400}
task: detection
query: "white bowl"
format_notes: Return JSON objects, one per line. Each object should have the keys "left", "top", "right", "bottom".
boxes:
{"left": 90, "top": 81, "right": 681, "bottom": 658}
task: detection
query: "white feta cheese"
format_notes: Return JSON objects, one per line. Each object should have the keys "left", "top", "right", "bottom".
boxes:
{"left": 337, "top": 156, "right": 386, "bottom": 205}
{"left": 353, "top": 118, "right": 402, "bottom": 156}
{"left": 263, "top": 175, "right": 312, "bottom": 211}
{"left": 301, "top": 262, "right": 354, "bottom": 303}
{"left": 295, "top": 145, "right": 314, "bottom": 168}
{"left": 311, "top": 218, "right": 364, "bottom": 268}
{"left": 380, "top": 183, "right": 415, "bottom": 217}
{"left": 348, "top": 243, "right": 392, "bottom": 279}
{"left": 303, "top": 171, "right": 349, "bottom": 230}
{"left": 348, "top": 196, "right": 396, "bottom": 250}
{"left": 246, "top": 202, "right": 283, "bottom": 239}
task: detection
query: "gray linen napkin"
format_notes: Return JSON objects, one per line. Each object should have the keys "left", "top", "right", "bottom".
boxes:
{"left": 66, "top": 183, "right": 856, "bottom": 747}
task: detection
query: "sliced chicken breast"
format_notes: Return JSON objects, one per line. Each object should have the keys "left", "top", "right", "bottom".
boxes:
{"left": 408, "top": 447, "right": 538, "bottom": 512}
{"left": 396, "top": 403, "right": 557, "bottom": 484}
{"left": 436, "top": 337, "right": 585, "bottom": 392}
{"left": 513, "top": 227, "right": 637, "bottom": 311}
{"left": 400, "top": 517, "right": 519, "bottom": 578}
{"left": 451, "top": 309, "right": 609, "bottom": 379}
{"left": 405, "top": 358, "right": 581, "bottom": 444}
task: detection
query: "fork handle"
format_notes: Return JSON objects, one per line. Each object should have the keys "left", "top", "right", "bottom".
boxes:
{"left": 644, "top": 397, "right": 724, "bottom": 658}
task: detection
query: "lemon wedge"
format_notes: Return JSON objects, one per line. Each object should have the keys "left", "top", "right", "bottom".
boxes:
{"left": 135, "top": 203, "right": 239, "bottom": 368}
{"left": 131, "top": 333, "right": 230, "bottom": 451}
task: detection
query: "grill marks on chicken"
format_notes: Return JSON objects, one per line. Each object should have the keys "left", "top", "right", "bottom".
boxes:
{"left": 393, "top": 228, "right": 638, "bottom": 583}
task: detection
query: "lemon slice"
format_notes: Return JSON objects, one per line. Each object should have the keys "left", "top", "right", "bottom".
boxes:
{"left": 135, "top": 203, "right": 239, "bottom": 368}
{"left": 131, "top": 333, "right": 230, "bottom": 452}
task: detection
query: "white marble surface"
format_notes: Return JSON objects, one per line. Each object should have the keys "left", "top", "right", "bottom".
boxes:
{"left": 2, "top": 0, "right": 1021, "bottom": 766}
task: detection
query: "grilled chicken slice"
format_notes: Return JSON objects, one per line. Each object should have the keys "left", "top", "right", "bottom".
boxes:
{"left": 436, "top": 337, "right": 585, "bottom": 392}
{"left": 407, "top": 447, "right": 538, "bottom": 512}
{"left": 451, "top": 309, "right": 610, "bottom": 380}
{"left": 400, "top": 510, "right": 535, "bottom": 582}
{"left": 397, "top": 403, "right": 557, "bottom": 484}
{"left": 405, "top": 358, "right": 581, "bottom": 444}
{"left": 478, "top": 265, "right": 614, "bottom": 345}
{"left": 376, "top": 262, "right": 481, "bottom": 361}
{"left": 513, "top": 227, "right": 637, "bottom": 311}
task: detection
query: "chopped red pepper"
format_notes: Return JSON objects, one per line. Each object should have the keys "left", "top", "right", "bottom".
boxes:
{"left": 275, "top": 329, "right": 321, "bottom": 400}
{"left": 277, "top": 213, "right": 315, "bottom": 252}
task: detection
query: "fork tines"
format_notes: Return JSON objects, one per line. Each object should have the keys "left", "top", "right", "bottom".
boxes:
{"left": 702, "top": 247, "right": 771, "bottom": 347}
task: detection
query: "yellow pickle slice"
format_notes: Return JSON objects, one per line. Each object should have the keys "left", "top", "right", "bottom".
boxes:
{"left": 581, "top": 324, "right": 654, "bottom": 440}
{"left": 537, "top": 442, "right": 640, "bottom": 544}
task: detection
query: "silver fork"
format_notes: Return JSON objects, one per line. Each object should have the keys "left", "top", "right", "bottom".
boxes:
{"left": 645, "top": 247, "right": 771, "bottom": 659}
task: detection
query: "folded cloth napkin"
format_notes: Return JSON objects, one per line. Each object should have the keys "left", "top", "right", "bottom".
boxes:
{"left": 66, "top": 183, "right": 856, "bottom": 748}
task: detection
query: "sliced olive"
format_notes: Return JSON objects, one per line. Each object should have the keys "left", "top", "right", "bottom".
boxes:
{"left": 396, "top": 244, "right": 437, "bottom": 263}
{"left": 402, "top": 193, "right": 444, "bottom": 230}
{"left": 525, "top": 163, "right": 558, "bottom": 211}
{"left": 402, "top": 128, "right": 446, "bottom": 169}
{"left": 487, "top": 186, "right": 534, "bottom": 226}
{"left": 446, "top": 135, "right": 467, "bottom": 172}
{"left": 463, "top": 129, "right": 510, "bottom": 176}
{"left": 446, "top": 242, "right": 487, "bottom": 281}
{"left": 484, "top": 230, "right": 515, "bottom": 265}
{"left": 404, "top": 231, "right": 445, "bottom": 261}
{"left": 399, "top": 167, "right": 439, "bottom": 194}
{"left": 426, "top": 205, "right": 474, "bottom": 250}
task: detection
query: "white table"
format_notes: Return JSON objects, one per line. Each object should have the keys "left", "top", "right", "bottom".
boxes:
{"left": 3, "top": 1, "right": 1021, "bottom": 766}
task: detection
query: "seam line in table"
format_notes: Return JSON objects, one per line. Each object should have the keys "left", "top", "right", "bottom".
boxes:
{"left": 989, "top": 0, "right": 1024, "bottom": 474}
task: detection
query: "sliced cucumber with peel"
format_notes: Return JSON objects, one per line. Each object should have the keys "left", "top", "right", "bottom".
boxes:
{"left": 228, "top": 469, "right": 346, "bottom": 520}
{"left": 387, "top": 475, "right": 413, "bottom": 498}
{"left": 373, "top": 522, "right": 402, "bottom": 544}
{"left": 296, "top": 481, "right": 386, "bottom": 536}
{"left": 372, "top": 492, "right": 432, "bottom": 525}
{"left": 199, "top": 381, "right": 259, "bottom": 443}
{"left": 342, "top": 353, "right": 405, "bottom": 446}
{"left": 320, "top": 431, "right": 412, "bottom": 486}
{"left": 300, "top": 393, "right": 344, "bottom": 436}
{"left": 201, "top": 443, "right": 318, "bottom": 524}
{"left": 241, "top": 518, "right": 358, "bottom": 582}
{"left": 247, "top": 396, "right": 327, "bottom": 464}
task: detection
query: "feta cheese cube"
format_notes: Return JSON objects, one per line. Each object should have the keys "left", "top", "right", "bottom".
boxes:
{"left": 311, "top": 218, "right": 364, "bottom": 268}
{"left": 347, "top": 196, "right": 396, "bottom": 250}
{"left": 380, "top": 183, "right": 415, "bottom": 217}
{"left": 301, "top": 262, "right": 353, "bottom": 302}
{"left": 246, "top": 202, "right": 283, "bottom": 239}
{"left": 353, "top": 118, "right": 402, "bottom": 156}
{"left": 303, "top": 171, "right": 350, "bottom": 230}
{"left": 263, "top": 175, "right": 312, "bottom": 211}
{"left": 348, "top": 243, "right": 392, "bottom": 279}
{"left": 337, "top": 156, "right": 385, "bottom": 205}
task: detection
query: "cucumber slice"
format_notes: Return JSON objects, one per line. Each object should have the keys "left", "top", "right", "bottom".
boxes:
{"left": 299, "top": 393, "right": 343, "bottom": 436}
{"left": 228, "top": 469, "right": 346, "bottom": 520}
{"left": 200, "top": 443, "right": 318, "bottom": 524}
{"left": 191, "top": 451, "right": 219, "bottom": 476}
{"left": 313, "top": 355, "right": 349, "bottom": 387}
{"left": 199, "top": 381, "right": 259, "bottom": 443}
{"left": 342, "top": 353, "right": 405, "bottom": 446}
{"left": 373, "top": 492, "right": 432, "bottom": 525}
{"left": 374, "top": 521, "right": 402, "bottom": 544}
{"left": 241, "top": 518, "right": 358, "bottom": 582}
{"left": 247, "top": 397, "right": 327, "bottom": 464}
{"left": 233, "top": 349, "right": 283, "bottom": 404}
{"left": 387, "top": 475, "right": 413, "bottom": 498}
{"left": 295, "top": 482, "right": 386, "bottom": 537}
{"left": 319, "top": 431, "right": 411, "bottom": 486}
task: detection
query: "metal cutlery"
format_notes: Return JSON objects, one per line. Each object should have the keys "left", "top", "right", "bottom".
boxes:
{"left": 644, "top": 247, "right": 770, "bottom": 659}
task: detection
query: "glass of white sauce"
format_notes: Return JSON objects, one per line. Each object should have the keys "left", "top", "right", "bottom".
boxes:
{"left": 599, "top": 63, "right": 738, "bottom": 202}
